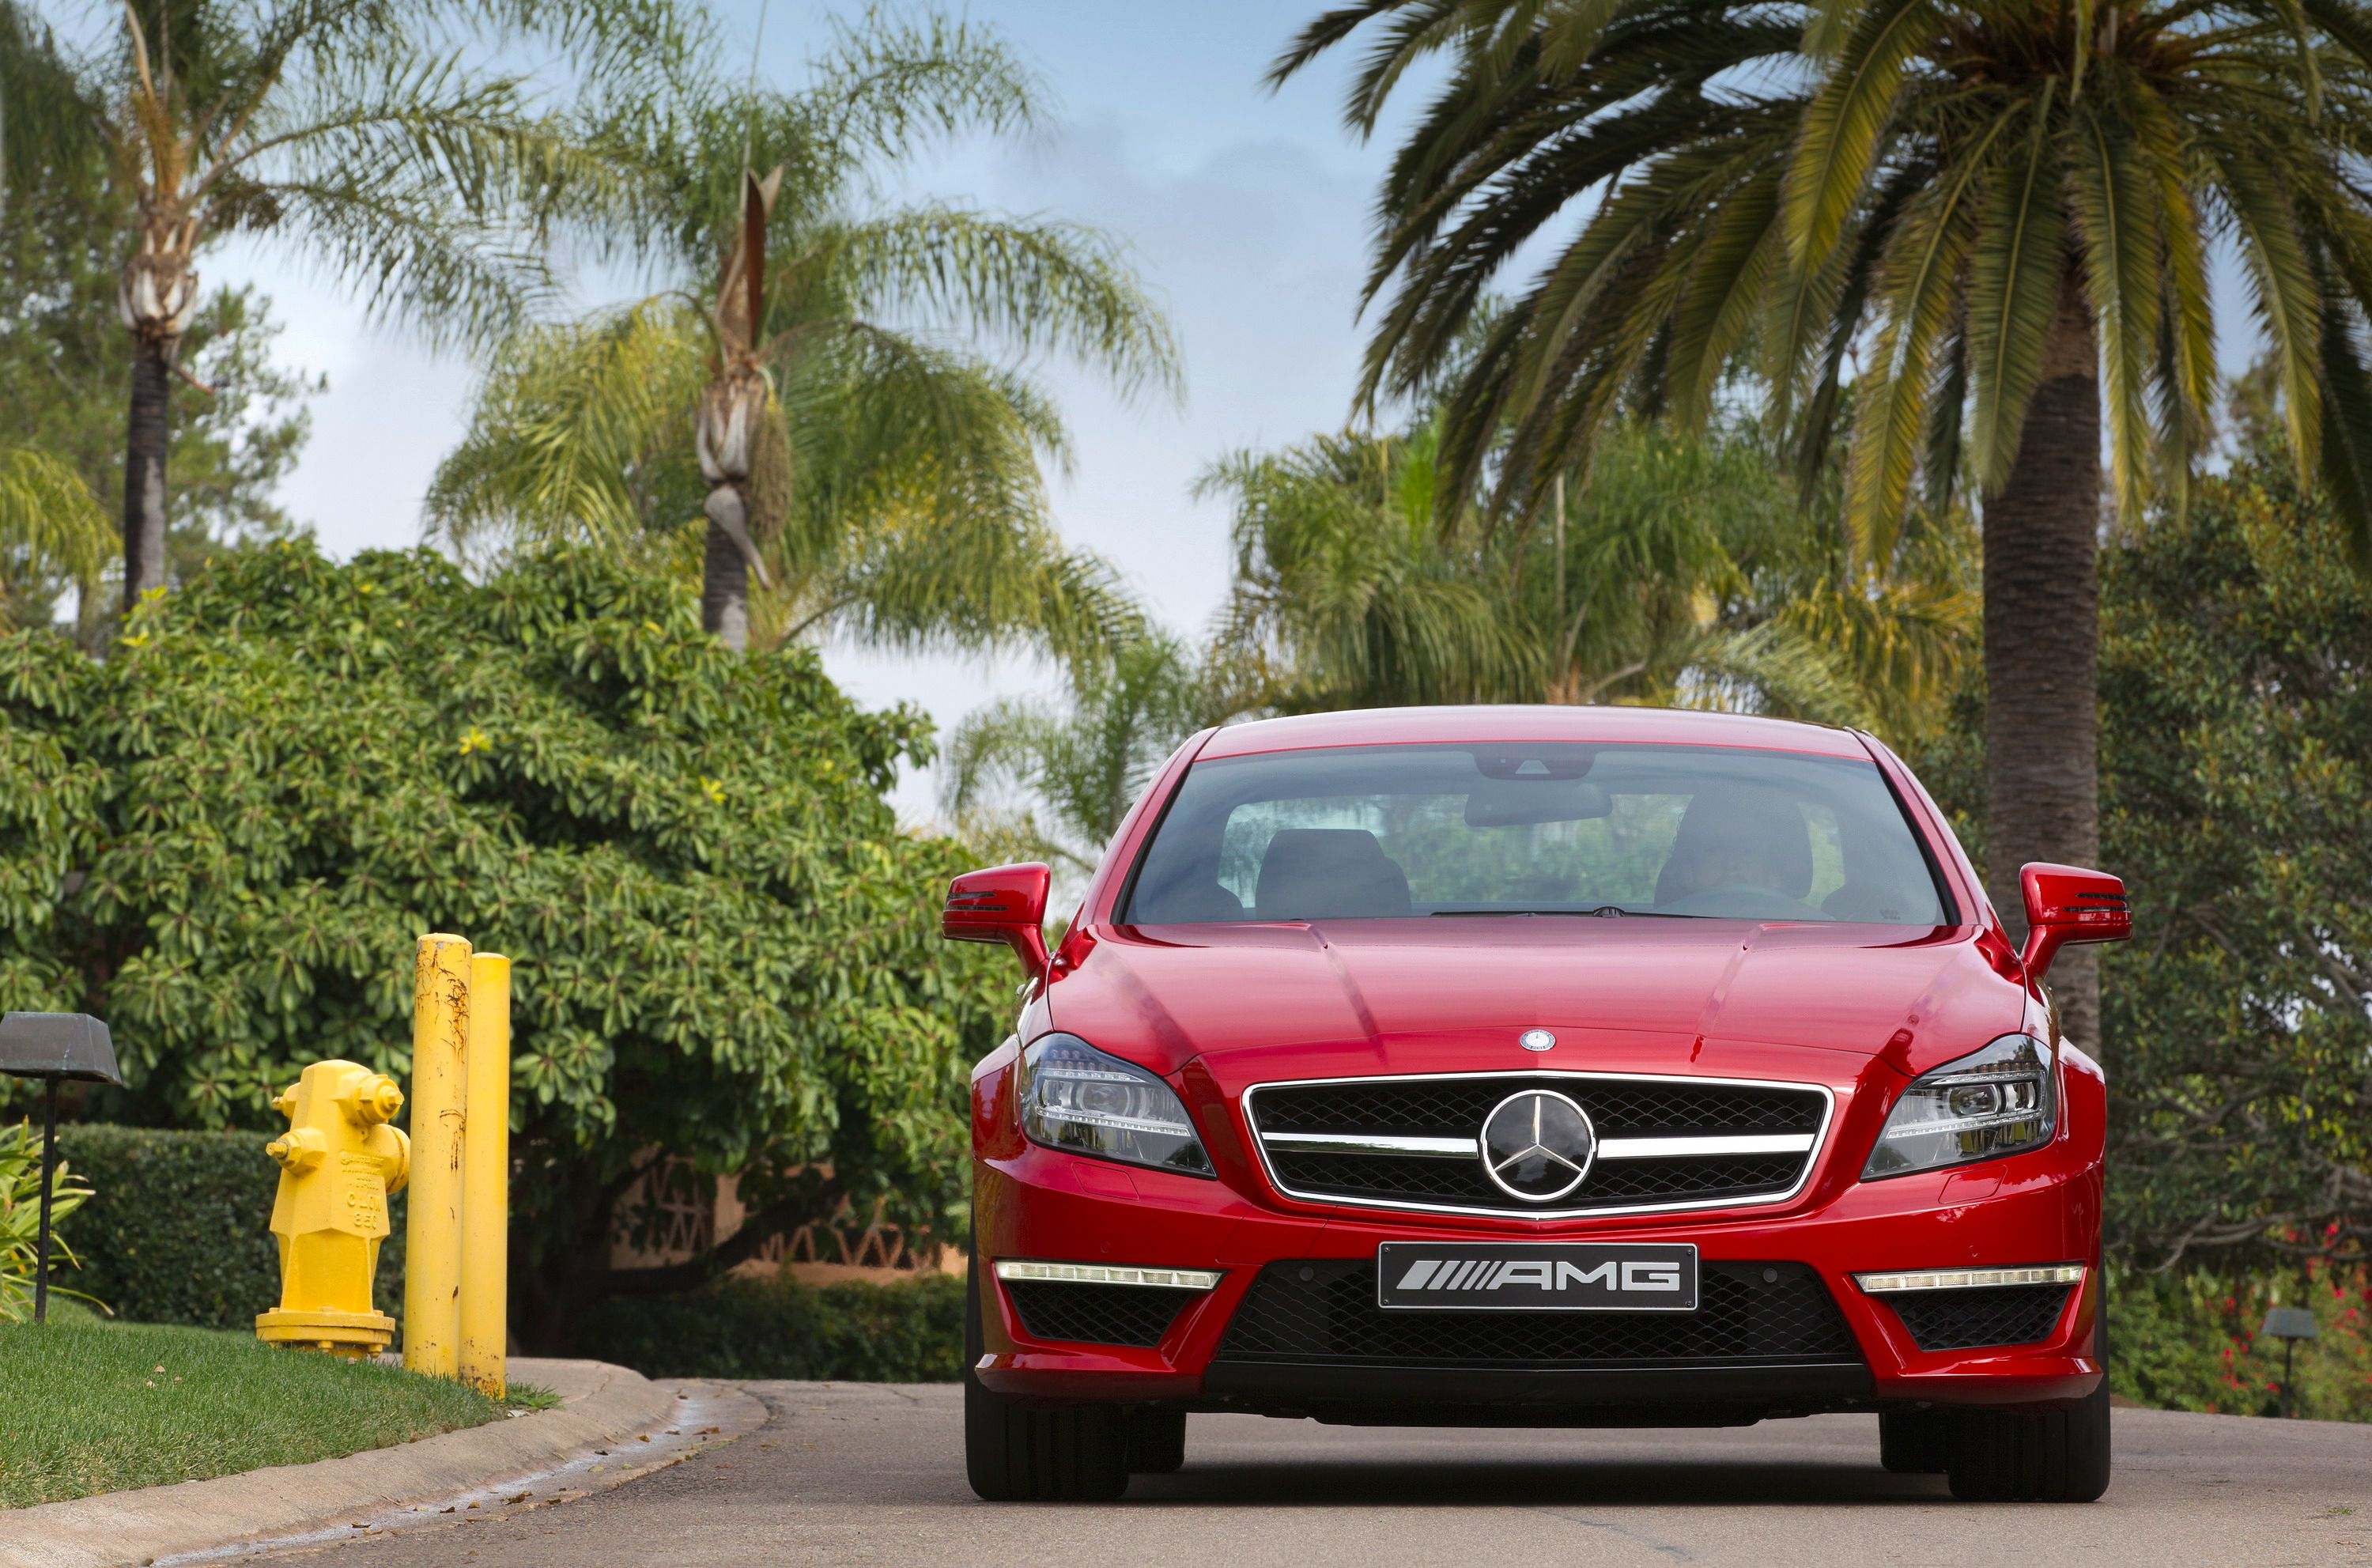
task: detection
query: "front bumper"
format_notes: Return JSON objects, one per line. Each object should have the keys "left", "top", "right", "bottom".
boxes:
{"left": 973, "top": 1122, "right": 2103, "bottom": 1423}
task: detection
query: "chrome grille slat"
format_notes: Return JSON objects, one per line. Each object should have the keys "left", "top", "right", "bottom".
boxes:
{"left": 1263, "top": 1131, "right": 1478, "bottom": 1158}
{"left": 1258, "top": 1130, "right": 1819, "bottom": 1161}
{"left": 1242, "top": 1070, "right": 1833, "bottom": 1219}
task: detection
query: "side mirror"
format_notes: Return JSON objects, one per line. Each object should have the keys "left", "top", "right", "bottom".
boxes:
{"left": 942, "top": 863, "right": 1051, "bottom": 980}
{"left": 2018, "top": 863, "right": 2132, "bottom": 980}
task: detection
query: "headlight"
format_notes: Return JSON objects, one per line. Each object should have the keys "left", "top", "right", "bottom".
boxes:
{"left": 1863, "top": 1033, "right": 2057, "bottom": 1179}
{"left": 1018, "top": 1033, "right": 1214, "bottom": 1177}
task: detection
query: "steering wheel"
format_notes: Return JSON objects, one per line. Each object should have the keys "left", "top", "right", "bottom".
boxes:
{"left": 1656, "top": 882, "right": 1825, "bottom": 920}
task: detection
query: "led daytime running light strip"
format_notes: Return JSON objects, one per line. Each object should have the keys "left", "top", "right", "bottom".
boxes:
{"left": 994, "top": 1260, "right": 1223, "bottom": 1290}
{"left": 1854, "top": 1264, "right": 2087, "bottom": 1294}
{"left": 1880, "top": 1110, "right": 2047, "bottom": 1139}
{"left": 1035, "top": 1105, "right": 1195, "bottom": 1137}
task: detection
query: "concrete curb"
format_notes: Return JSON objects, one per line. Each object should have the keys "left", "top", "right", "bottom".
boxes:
{"left": 0, "top": 1358, "right": 761, "bottom": 1568}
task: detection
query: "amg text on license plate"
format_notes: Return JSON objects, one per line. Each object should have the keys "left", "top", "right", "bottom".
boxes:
{"left": 1376, "top": 1241, "right": 1698, "bottom": 1311}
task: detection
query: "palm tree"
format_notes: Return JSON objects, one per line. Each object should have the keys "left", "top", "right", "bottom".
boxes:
{"left": 1203, "top": 414, "right": 1974, "bottom": 730}
{"left": 942, "top": 632, "right": 1257, "bottom": 877}
{"left": 1273, "top": 0, "right": 2372, "bottom": 1048}
{"left": 0, "top": 0, "right": 682, "bottom": 615}
{"left": 429, "top": 12, "right": 1180, "bottom": 657}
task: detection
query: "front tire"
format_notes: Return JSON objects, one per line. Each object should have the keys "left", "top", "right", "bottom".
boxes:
{"left": 1124, "top": 1408, "right": 1187, "bottom": 1475}
{"left": 1943, "top": 1377, "right": 2112, "bottom": 1502}
{"left": 1879, "top": 1409, "right": 1948, "bottom": 1474}
{"left": 964, "top": 1242, "right": 1129, "bottom": 1502}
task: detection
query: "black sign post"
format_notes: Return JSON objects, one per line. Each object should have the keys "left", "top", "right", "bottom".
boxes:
{"left": 0, "top": 1013, "right": 121, "bottom": 1324}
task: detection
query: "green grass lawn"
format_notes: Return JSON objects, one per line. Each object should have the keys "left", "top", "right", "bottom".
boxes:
{"left": 0, "top": 1313, "right": 503, "bottom": 1509}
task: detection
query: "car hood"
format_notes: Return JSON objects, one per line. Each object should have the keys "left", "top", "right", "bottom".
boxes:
{"left": 1045, "top": 917, "right": 2026, "bottom": 1082}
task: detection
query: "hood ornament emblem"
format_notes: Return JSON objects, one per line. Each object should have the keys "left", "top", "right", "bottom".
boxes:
{"left": 1479, "top": 1088, "right": 1596, "bottom": 1201}
{"left": 1518, "top": 1029, "right": 1555, "bottom": 1052}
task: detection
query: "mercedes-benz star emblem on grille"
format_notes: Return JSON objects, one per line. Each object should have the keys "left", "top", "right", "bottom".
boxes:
{"left": 1479, "top": 1088, "right": 1596, "bottom": 1202}
{"left": 1518, "top": 1028, "right": 1555, "bottom": 1052}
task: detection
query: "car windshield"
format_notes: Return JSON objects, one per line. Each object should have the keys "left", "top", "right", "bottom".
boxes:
{"left": 1123, "top": 741, "right": 1951, "bottom": 927}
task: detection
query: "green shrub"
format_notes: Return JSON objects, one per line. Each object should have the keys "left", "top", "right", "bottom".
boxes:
{"left": 567, "top": 1271, "right": 965, "bottom": 1381}
{"left": 1910, "top": 467, "right": 2372, "bottom": 1264}
{"left": 2, "top": 1119, "right": 93, "bottom": 1320}
{"left": 2109, "top": 1261, "right": 2372, "bottom": 1422}
{"left": 0, "top": 542, "right": 1003, "bottom": 1330}
{"left": 55, "top": 1124, "right": 406, "bottom": 1330}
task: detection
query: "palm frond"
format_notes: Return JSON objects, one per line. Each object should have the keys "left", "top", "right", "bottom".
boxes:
{"left": 0, "top": 445, "right": 116, "bottom": 609}
{"left": 1966, "top": 85, "right": 2065, "bottom": 493}
{"left": 2314, "top": 285, "right": 2372, "bottom": 563}
{"left": 425, "top": 299, "right": 705, "bottom": 554}
{"left": 808, "top": 5, "right": 1048, "bottom": 164}
{"left": 1845, "top": 108, "right": 2008, "bottom": 565}
{"left": 1784, "top": 0, "right": 1947, "bottom": 275}
{"left": 808, "top": 206, "right": 1182, "bottom": 404}
{"left": 2067, "top": 96, "right": 2166, "bottom": 530}
{"left": 2209, "top": 138, "right": 2326, "bottom": 474}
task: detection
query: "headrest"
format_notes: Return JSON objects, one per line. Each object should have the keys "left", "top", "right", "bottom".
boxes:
{"left": 1255, "top": 828, "right": 1413, "bottom": 920}
{"left": 1653, "top": 787, "right": 1815, "bottom": 905}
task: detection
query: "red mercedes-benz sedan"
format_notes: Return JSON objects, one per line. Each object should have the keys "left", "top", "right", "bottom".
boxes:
{"left": 942, "top": 706, "right": 2131, "bottom": 1503}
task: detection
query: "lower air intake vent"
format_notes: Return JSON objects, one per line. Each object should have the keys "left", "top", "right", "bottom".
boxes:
{"left": 1217, "top": 1260, "right": 1859, "bottom": 1366}
{"left": 1003, "top": 1280, "right": 1202, "bottom": 1348}
{"left": 1887, "top": 1285, "right": 2072, "bottom": 1352}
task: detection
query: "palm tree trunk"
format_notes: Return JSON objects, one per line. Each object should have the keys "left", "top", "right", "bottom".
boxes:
{"left": 122, "top": 335, "right": 173, "bottom": 614}
{"left": 1981, "top": 272, "right": 2102, "bottom": 1050}
{"left": 702, "top": 482, "right": 752, "bottom": 652}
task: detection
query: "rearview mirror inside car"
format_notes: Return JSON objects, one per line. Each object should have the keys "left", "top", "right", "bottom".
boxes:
{"left": 1463, "top": 777, "right": 1613, "bottom": 828}
{"left": 942, "top": 862, "right": 1052, "bottom": 979}
{"left": 2018, "top": 863, "right": 2132, "bottom": 981}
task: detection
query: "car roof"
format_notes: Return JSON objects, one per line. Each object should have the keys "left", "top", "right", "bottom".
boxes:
{"left": 1195, "top": 705, "right": 1873, "bottom": 761}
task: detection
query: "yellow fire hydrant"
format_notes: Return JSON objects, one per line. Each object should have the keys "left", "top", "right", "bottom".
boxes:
{"left": 255, "top": 1059, "right": 410, "bottom": 1357}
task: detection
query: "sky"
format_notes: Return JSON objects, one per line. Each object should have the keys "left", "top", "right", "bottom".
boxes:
{"left": 198, "top": 1, "right": 1424, "bottom": 822}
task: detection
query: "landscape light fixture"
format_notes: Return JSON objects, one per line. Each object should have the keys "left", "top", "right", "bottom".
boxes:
{"left": 0, "top": 1013, "right": 121, "bottom": 1324}
{"left": 2259, "top": 1305, "right": 2320, "bottom": 1419}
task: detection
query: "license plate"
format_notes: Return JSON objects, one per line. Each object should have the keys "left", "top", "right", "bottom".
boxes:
{"left": 1377, "top": 1241, "right": 1699, "bottom": 1311}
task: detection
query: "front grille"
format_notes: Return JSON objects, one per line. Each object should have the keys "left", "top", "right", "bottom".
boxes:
{"left": 1254, "top": 1077, "right": 1825, "bottom": 1137}
{"left": 1003, "top": 1281, "right": 1203, "bottom": 1347}
{"left": 1216, "top": 1259, "right": 1860, "bottom": 1366}
{"left": 1886, "top": 1286, "right": 2072, "bottom": 1352}
{"left": 1246, "top": 1072, "right": 1829, "bottom": 1217}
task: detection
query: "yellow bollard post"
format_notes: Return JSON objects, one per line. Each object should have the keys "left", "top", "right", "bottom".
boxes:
{"left": 458, "top": 952, "right": 512, "bottom": 1397}
{"left": 403, "top": 932, "right": 470, "bottom": 1377}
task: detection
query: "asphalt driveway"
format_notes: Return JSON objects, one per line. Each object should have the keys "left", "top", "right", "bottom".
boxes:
{"left": 259, "top": 1381, "right": 2372, "bottom": 1567}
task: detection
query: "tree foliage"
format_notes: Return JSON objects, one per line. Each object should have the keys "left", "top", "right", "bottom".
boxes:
{"left": 949, "top": 410, "right": 1975, "bottom": 882}
{"left": 2098, "top": 466, "right": 2372, "bottom": 1264}
{"left": 0, "top": 162, "right": 315, "bottom": 627}
{"left": 0, "top": 543, "right": 1002, "bottom": 1333}
{"left": 1270, "top": 0, "right": 2372, "bottom": 553}
{"left": 1200, "top": 413, "right": 1974, "bottom": 732}
{"left": 2, "top": 0, "right": 687, "bottom": 350}
{"left": 1914, "top": 460, "right": 2372, "bottom": 1267}
{"left": 1, "top": 0, "right": 694, "bottom": 608}
{"left": 942, "top": 631, "right": 1256, "bottom": 875}
{"left": 429, "top": 8, "right": 1176, "bottom": 663}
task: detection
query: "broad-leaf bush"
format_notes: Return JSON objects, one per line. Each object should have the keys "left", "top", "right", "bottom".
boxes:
{"left": 2094, "top": 470, "right": 2372, "bottom": 1265}
{"left": 1915, "top": 461, "right": 2372, "bottom": 1270}
{"left": 0, "top": 543, "right": 1002, "bottom": 1337}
